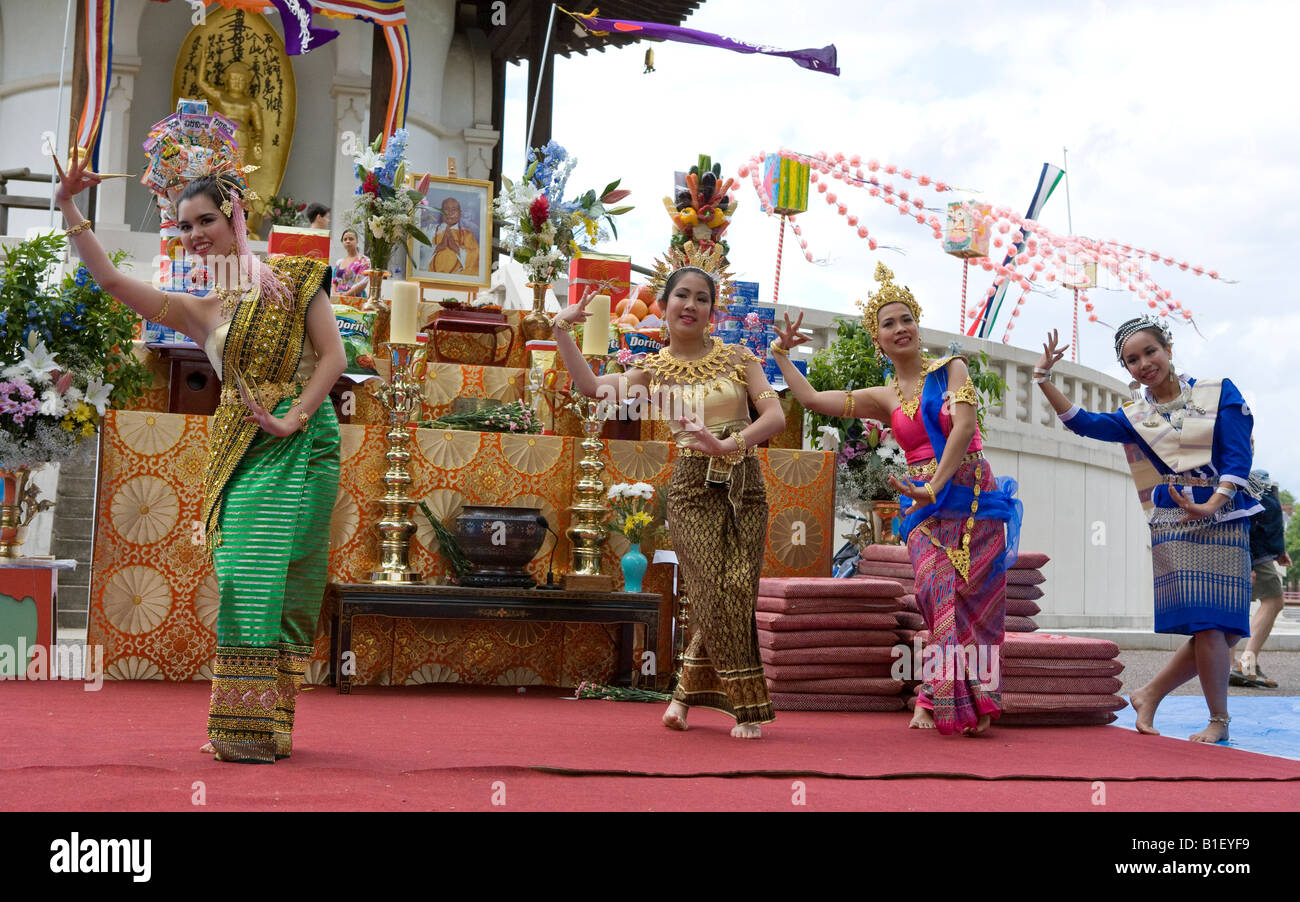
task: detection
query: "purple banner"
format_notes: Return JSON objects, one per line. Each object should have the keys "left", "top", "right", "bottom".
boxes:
{"left": 573, "top": 14, "right": 839, "bottom": 76}
{"left": 270, "top": 0, "right": 340, "bottom": 56}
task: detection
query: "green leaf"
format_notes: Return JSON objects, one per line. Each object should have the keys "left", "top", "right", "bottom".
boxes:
{"left": 406, "top": 189, "right": 424, "bottom": 205}
{"left": 600, "top": 178, "right": 621, "bottom": 198}
{"left": 406, "top": 224, "right": 431, "bottom": 247}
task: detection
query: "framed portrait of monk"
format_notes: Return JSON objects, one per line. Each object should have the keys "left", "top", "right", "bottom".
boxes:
{"left": 407, "top": 174, "right": 493, "bottom": 290}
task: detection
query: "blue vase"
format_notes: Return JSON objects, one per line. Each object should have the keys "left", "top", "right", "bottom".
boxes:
{"left": 621, "top": 542, "right": 648, "bottom": 593}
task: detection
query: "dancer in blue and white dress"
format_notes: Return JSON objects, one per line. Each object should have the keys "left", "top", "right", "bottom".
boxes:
{"left": 1034, "top": 317, "right": 1260, "bottom": 743}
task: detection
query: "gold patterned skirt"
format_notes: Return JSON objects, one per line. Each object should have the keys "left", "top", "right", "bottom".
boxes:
{"left": 668, "top": 455, "right": 774, "bottom": 725}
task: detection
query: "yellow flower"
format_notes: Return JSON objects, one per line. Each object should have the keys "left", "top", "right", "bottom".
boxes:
{"left": 62, "top": 419, "right": 75, "bottom": 432}
{"left": 81, "top": 422, "right": 95, "bottom": 437}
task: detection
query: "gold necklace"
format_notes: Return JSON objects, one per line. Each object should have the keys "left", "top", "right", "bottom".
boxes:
{"left": 916, "top": 464, "right": 982, "bottom": 583}
{"left": 213, "top": 285, "right": 250, "bottom": 317}
{"left": 647, "top": 337, "right": 737, "bottom": 387}
{"left": 892, "top": 359, "right": 931, "bottom": 418}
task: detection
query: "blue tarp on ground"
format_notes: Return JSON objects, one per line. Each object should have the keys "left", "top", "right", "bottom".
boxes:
{"left": 1113, "top": 696, "right": 1300, "bottom": 761}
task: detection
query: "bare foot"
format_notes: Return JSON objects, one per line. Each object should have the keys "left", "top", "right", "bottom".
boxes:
{"left": 1130, "top": 687, "right": 1161, "bottom": 736}
{"left": 200, "top": 741, "right": 215, "bottom": 754}
{"left": 731, "top": 723, "right": 762, "bottom": 740}
{"left": 1189, "top": 719, "right": 1229, "bottom": 744}
{"left": 962, "top": 714, "right": 992, "bottom": 737}
{"left": 662, "top": 701, "right": 689, "bottom": 731}
{"left": 909, "top": 707, "right": 936, "bottom": 730}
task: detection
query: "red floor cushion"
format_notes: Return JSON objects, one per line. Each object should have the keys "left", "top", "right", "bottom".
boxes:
{"left": 1003, "top": 633, "right": 1120, "bottom": 660}
{"left": 997, "top": 711, "right": 1118, "bottom": 727}
{"left": 856, "top": 561, "right": 916, "bottom": 580}
{"left": 861, "top": 544, "right": 911, "bottom": 564}
{"left": 1005, "top": 615, "right": 1039, "bottom": 633}
{"left": 760, "top": 645, "right": 901, "bottom": 666}
{"left": 1001, "top": 692, "right": 1128, "bottom": 712}
{"left": 895, "top": 610, "right": 926, "bottom": 631}
{"left": 898, "top": 594, "right": 920, "bottom": 613}
{"left": 756, "top": 610, "right": 901, "bottom": 631}
{"left": 1005, "top": 597, "right": 1042, "bottom": 617}
{"left": 771, "top": 693, "right": 905, "bottom": 712}
{"left": 1003, "top": 659, "right": 1124, "bottom": 677}
{"left": 1003, "top": 676, "right": 1124, "bottom": 695}
{"left": 1011, "top": 552, "right": 1050, "bottom": 569}
{"left": 762, "top": 662, "right": 897, "bottom": 680}
{"left": 1007, "top": 569, "right": 1046, "bottom": 586}
{"left": 758, "top": 629, "right": 902, "bottom": 650}
{"left": 759, "top": 577, "right": 902, "bottom": 598}
{"left": 757, "top": 595, "right": 902, "bottom": 615}
{"left": 765, "top": 677, "right": 905, "bottom": 695}
{"left": 1006, "top": 584, "right": 1045, "bottom": 600}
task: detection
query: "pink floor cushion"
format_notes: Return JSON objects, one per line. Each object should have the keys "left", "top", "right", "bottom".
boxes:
{"left": 1005, "top": 615, "right": 1039, "bottom": 633}
{"left": 997, "top": 711, "right": 1118, "bottom": 727}
{"left": 1005, "top": 583, "right": 1045, "bottom": 600}
{"left": 1005, "top": 597, "right": 1042, "bottom": 617}
{"left": 1002, "top": 633, "right": 1120, "bottom": 660}
{"left": 765, "top": 677, "right": 905, "bottom": 695}
{"left": 1011, "top": 552, "right": 1050, "bottom": 569}
{"left": 760, "top": 645, "right": 901, "bottom": 666}
{"left": 898, "top": 594, "right": 920, "bottom": 613}
{"left": 1003, "top": 676, "right": 1124, "bottom": 695}
{"left": 856, "top": 561, "right": 916, "bottom": 580}
{"left": 861, "top": 544, "right": 911, "bottom": 564}
{"left": 771, "top": 693, "right": 906, "bottom": 712}
{"left": 762, "top": 662, "right": 897, "bottom": 680}
{"left": 1003, "top": 659, "right": 1124, "bottom": 677}
{"left": 757, "top": 595, "right": 902, "bottom": 615}
{"left": 1002, "top": 692, "right": 1128, "bottom": 712}
{"left": 758, "top": 629, "right": 903, "bottom": 650}
{"left": 755, "top": 610, "right": 901, "bottom": 631}
{"left": 1006, "top": 569, "right": 1046, "bottom": 586}
{"left": 896, "top": 610, "right": 927, "bottom": 631}
{"left": 759, "top": 577, "right": 902, "bottom": 599}
{"left": 894, "top": 629, "right": 917, "bottom": 644}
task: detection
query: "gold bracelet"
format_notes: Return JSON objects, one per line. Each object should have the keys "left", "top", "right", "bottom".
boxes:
{"left": 755, "top": 390, "right": 778, "bottom": 401}
{"left": 726, "top": 427, "right": 749, "bottom": 465}
{"left": 769, "top": 339, "right": 790, "bottom": 357}
{"left": 842, "top": 391, "right": 856, "bottom": 418}
{"left": 154, "top": 292, "right": 171, "bottom": 323}
{"left": 552, "top": 317, "right": 574, "bottom": 334}
{"left": 298, "top": 409, "right": 310, "bottom": 431}
{"left": 925, "top": 482, "right": 937, "bottom": 504}
{"left": 65, "top": 219, "right": 92, "bottom": 237}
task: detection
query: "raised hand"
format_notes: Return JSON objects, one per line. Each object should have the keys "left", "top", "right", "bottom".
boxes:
{"left": 775, "top": 311, "right": 811, "bottom": 353}
{"left": 554, "top": 286, "right": 597, "bottom": 326}
{"left": 51, "top": 145, "right": 101, "bottom": 204}
{"left": 888, "top": 473, "right": 931, "bottom": 503}
{"left": 1037, "top": 329, "right": 1069, "bottom": 372}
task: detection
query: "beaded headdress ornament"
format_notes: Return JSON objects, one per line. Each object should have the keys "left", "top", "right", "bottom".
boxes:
{"left": 1112, "top": 315, "right": 1172, "bottom": 363}
{"left": 858, "top": 262, "right": 922, "bottom": 336}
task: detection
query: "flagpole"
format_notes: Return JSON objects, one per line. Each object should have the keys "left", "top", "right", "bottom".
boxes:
{"left": 1064, "top": 146, "right": 1078, "bottom": 361}
{"left": 526, "top": 3, "right": 559, "bottom": 149}
{"left": 50, "top": 0, "right": 75, "bottom": 228}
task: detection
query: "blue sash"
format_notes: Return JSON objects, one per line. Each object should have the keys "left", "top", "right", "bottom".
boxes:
{"left": 897, "top": 363, "right": 1023, "bottom": 578}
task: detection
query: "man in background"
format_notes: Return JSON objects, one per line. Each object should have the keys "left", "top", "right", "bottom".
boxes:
{"left": 1231, "top": 465, "right": 1291, "bottom": 688}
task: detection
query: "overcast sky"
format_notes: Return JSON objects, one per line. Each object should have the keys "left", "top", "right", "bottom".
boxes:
{"left": 500, "top": 0, "right": 1298, "bottom": 492}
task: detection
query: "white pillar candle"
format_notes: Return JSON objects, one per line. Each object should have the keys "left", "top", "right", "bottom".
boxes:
{"left": 581, "top": 293, "right": 611, "bottom": 356}
{"left": 390, "top": 280, "right": 419, "bottom": 344}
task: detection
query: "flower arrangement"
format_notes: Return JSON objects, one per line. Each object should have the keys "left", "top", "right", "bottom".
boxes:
{"left": 1, "top": 233, "right": 150, "bottom": 468}
{"left": 821, "top": 420, "right": 907, "bottom": 506}
{"left": 606, "top": 481, "right": 656, "bottom": 544}
{"left": 266, "top": 193, "right": 308, "bottom": 228}
{"left": 420, "top": 400, "right": 541, "bottom": 434}
{"left": 495, "top": 140, "right": 632, "bottom": 285}
{"left": 348, "top": 129, "right": 431, "bottom": 272}
{"left": 574, "top": 680, "right": 670, "bottom": 702}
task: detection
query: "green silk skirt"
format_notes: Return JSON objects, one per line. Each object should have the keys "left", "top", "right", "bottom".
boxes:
{"left": 206, "top": 400, "right": 340, "bottom": 763}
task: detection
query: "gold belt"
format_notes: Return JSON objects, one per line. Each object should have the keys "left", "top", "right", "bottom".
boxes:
{"left": 1159, "top": 475, "right": 1217, "bottom": 487}
{"left": 907, "top": 451, "right": 983, "bottom": 479}
{"left": 219, "top": 378, "right": 305, "bottom": 408}
{"left": 677, "top": 446, "right": 757, "bottom": 460}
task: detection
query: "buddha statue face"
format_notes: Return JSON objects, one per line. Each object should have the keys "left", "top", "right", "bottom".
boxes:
{"left": 226, "top": 62, "right": 252, "bottom": 96}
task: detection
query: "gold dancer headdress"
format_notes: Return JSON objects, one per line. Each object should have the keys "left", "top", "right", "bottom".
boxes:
{"left": 648, "top": 241, "right": 735, "bottom": 304}
{"left": 858, "top": 263, "right": 922, "bottom": 336}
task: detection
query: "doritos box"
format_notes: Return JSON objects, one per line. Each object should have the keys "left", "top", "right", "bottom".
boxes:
{"left": 568, "top": 253, "right": 631, "bottom": 308}
{"left": 269, "top": 225, "right": 331, "bottom": 260}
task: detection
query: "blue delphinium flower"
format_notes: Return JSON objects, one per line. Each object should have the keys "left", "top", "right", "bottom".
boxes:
{"left": 75, "top": 303, "right": 86, "bottom": 317}
{"left": 60, "top": 312, "right": 75, "bottom": 328}
{"left": 0, "top": 310, "right": 7, "bottom": 327}
{"left": 74, "top": 265, "right": 91, "bottom": 287}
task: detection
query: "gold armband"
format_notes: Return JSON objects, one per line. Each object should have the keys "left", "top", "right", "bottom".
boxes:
{"left": 755, "top": 390, "right": 778, "bottom": 402}
{"left": 842, "top": 391, "right": 856, "bottom": 418}
{"left": 951, "top": 380, "right": 978, "bottom": 407}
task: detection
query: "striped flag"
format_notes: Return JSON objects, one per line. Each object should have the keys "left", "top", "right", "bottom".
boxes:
{"left": 970, "top": 163, "right": 1065, "bottom": 337}
{"left": 315, "top": 1, "right": 409, "bottom": 138}
{"left": 75, "top": 0, "right": 115, "bottom": 168}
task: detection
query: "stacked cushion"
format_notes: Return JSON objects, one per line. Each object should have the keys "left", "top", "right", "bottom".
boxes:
{"left": 757, "top": 577, "right": 908, "bottom": 712}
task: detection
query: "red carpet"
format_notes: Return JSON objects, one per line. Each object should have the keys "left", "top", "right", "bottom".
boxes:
{"left": 3, "top": 681, "right": 1298, "bottom": 811}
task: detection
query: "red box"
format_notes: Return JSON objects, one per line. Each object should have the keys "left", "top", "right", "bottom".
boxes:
{"left": 567, "top": 252, "right": 631, "bottom": 309}
{"left": 268, "top": 225, "right": 331, "bottom": 260}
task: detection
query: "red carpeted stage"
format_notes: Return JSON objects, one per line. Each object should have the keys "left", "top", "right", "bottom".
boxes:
{"left": 4, "top": 681, "right": 1298, "bottom": 812}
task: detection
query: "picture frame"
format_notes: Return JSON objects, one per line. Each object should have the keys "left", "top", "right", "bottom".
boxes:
{"left": 406, "top": 174, "right": 493, "bottom": 290}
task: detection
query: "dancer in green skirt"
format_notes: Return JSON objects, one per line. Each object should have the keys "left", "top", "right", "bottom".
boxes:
{"left": 56, "top": 147, "right": 346, "bottom": 763}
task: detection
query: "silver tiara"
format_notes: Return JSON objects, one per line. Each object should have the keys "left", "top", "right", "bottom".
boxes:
{"left": 1113, "top": 315, "right": 1171, "bottom": 362}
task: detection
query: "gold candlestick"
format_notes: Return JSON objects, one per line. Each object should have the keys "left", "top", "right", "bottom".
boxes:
{"left": 562, "top": 355, "right": 613, "bottom": 589}
{"left": 369, "top": 341, "right": 423, "bottom": 584}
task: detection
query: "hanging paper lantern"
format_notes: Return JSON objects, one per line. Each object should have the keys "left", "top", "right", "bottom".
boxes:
{"left": 944, "top": 201, "right": 991, "bottom": 259}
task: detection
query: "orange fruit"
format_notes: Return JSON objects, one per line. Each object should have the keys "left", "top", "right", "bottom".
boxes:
{"left": 628, "top": 299, "right": 648, "bottom": 320}
{"left": 616, "top": 313, "right": 640, "bottom": 327}
{"left": 614, "top": 297, "right": 630, "bottom": 315}
{"left": 649, "top": 300, "right": 664, "bottom": 318}
{"left": 638, "top": 284, "right": 657, "bottom": 303}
